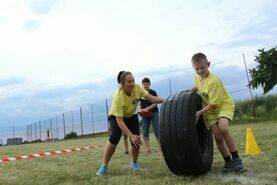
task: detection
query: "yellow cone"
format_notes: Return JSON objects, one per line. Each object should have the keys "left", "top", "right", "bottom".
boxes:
{"left": 245, "top": 128, "right": 261, "bottom": 155}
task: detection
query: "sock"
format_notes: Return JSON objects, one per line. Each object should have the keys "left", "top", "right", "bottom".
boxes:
{"left": 223, "top": 155, "right": 232, "bottom": 163}
{"left": 231, "top": 151, "right": 239, "bottom": 159}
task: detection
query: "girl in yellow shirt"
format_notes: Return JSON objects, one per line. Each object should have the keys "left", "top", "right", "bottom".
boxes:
{"left": 96, "top": 71, "right": 163, "bottom": 176}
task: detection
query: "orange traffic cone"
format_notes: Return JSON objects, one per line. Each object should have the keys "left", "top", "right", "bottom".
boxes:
{"left": 245, "top": 128, "right": 261, "bottom": 155}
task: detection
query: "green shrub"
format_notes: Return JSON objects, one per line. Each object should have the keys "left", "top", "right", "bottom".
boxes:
{"left": 234, "top": 94, "right": 277, "bottom": 123}
{"left": 64, "top": 131, "right": 77, "bottom": 139}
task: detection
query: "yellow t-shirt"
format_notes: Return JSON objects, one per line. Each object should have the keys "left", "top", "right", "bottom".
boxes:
{"left": 194, "top": 72, "right": 235, "bottom": 127}
{"left": 109, "top": 84, "right": 149, "bottom": 118}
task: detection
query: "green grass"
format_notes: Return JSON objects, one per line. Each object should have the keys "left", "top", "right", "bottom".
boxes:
{"left": 0, "top": 121, "right": 276, "bottom": 185}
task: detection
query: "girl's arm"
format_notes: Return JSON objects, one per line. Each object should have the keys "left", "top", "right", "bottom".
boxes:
{"left": 116, "top": 117, "right": 142, "bottom": 147}
{"left": 145, "top": 94, "right": 164, "bottom": 104}
{"left": 141, "top": 103, "right": 156, "bottom": 112}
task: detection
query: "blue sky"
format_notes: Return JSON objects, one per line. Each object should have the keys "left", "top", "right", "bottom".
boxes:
{"left": 0, "top": 0, "right": 276, "bottom": 142}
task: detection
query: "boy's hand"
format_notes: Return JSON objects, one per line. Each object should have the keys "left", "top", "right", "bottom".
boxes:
{"left": 195, "top": 111, "right": 202, "bottom": 124}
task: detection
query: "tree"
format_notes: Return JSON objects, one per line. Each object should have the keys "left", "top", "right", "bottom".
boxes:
{"left": 249, "top": 47, "right": 277, "bottom": 94}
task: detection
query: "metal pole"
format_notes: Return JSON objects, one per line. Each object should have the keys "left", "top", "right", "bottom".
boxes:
{"left": 168, "top": 77, "right": 172, "bottom": 95}
{"left": 13, "top": 126, "right": 15, "bottom": 145}
{"left": 50, "top": 118, "right": 52, "bottom": 140}
{"left": 91, "top": 104, "right": 95, "bottom": 134}
{"left": 71, "top": 111, "right": 74, "bottom": 132}
{"left": 39, "top": 121, "right": 41, "bottom": 140}
{"left": 27, "top": 125, "right": 29, "bottom": 142}
{"left": 63, "top": 113, "right": 66, "bottom": 137}
{"left": 56, "top": 116, "right": 59, "bottom": 139}
{"left": 44, "top": 120, "right": 47, "bottom": 140}
{"left": 80, "top": 107, "right": 83, "bottom": 136}
{"left": 30, "top": 124, "right": 33, "bottom": 141}
{"left": 243, "top": 53, "right": 257, "bottom": 121}
{"left": 105, "top": 99, "right": 110, "bottom": 135}
{"left": 34, "top": 122, "right": 37, "bottom": 140}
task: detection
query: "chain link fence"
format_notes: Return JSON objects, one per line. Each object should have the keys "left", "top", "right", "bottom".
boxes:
{"left": 0, "top": 51, "right": 276, "bottom": 144}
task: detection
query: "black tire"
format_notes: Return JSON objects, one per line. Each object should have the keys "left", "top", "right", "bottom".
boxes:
{"left": 159, "top": 91, "right": 213, "bottom": 175}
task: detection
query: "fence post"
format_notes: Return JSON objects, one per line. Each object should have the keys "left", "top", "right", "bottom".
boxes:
{"left": 80, "top": 107, "right": 83, "bottom": 136}
{"left": 242, "top": 53, "right": 257, "bottom": 122}
{"left": 71, "top": 110, "right": 74, "bottom": 132}
{"left": 39, "top": 121, "right": 41, "bottom": 140}
{"left": 30, "top": 124, "right": 33, "bottom": 141}
{"left": 27, "top": 125, "right": 29, "bottom": 142}
{"left": 63, "top": 113, "right": 66, "bottom": 138}
{"left": 168, "top": 77, "right": 172, "bottom": 95}
{"left": 34, "top": 123, "right": 37, "bottom": 140}
{"left": 13, "top": 126, "right": 15, "bottom": 145}
{"left": 105, "top": 99, "right": 110, "bottom": 135}
{"left": 56, "top": 116, "right": 59, "bottom": 139}
{"left": 91, "top": 104, "right": 94, "bottom": 134}
{"left": 44, "top": 120, "right": 47, "bottom": 141}
{"left": 50, "top": 118, "right": 52, "bottom": 140}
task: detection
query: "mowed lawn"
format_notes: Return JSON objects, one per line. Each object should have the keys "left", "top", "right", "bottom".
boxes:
{"left": 0, "top": 121, "right": 276, "bottom": 185}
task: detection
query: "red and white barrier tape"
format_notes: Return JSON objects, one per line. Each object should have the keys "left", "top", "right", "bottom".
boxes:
{"left": 0, "top": 145, "right": 101, "bottom": 163}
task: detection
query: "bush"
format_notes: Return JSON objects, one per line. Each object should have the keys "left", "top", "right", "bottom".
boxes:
{"left": 64, "top": 132, "right": 77, "bottom": 139}
{"left": 234, "top": 94, "right": 277, "bottom": 123}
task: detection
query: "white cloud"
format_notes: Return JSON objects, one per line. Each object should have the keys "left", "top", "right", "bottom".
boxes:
{"left": 0, "top": 0, "right": 276, "bottom": 133}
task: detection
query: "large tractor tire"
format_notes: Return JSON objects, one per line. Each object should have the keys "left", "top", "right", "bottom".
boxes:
{"left": 159, "top": 91, "right": 213, "bottom": 175}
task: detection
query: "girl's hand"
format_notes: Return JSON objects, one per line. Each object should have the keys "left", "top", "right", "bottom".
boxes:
{"left": 130, "top": 135, "right": 143, "bottom": 148}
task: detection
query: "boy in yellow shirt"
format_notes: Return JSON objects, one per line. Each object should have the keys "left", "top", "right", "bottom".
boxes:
{"left": 186, "top": 53, "right": 244, "bottom": 172}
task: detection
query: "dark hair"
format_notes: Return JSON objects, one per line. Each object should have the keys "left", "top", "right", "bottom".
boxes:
{"left": 117, "top": 71, "right": 132, "bottom": 84}
{"left": 117, "top": 71, "right": 125, "bottom": 84}
{"left": 191, "top": 53, "right": 208, "bottom": 64}
{"left": 142, "top": 77, "right": 151, "bottom": 84}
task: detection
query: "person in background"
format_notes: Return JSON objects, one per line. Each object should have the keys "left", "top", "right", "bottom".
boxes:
{"left": 139, "top": 77, "right": 160, "bottom": 153}
{"left": 185, "top": 53, "right": 244, "bottom": 173}
{"left": 123, "top": 133, "right": 129, "bottom": 154}
{"left": 96, "top": 71, "right": 164, "bottom": 176}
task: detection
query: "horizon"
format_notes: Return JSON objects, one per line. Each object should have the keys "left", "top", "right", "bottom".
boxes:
{"left": 0, "top": 0, "right": 276, "bottom": 143}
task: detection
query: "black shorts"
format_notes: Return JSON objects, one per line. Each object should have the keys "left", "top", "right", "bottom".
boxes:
{"left": 108, "top": 114, "right": 140, "bottom": 146}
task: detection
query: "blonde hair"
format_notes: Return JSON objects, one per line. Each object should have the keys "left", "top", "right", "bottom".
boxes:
{"left": 191, "top": 53, "right": 208, "bottom": 64}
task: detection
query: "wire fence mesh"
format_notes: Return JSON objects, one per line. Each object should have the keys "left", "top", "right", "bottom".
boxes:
{"left": 0, "top": 50, "right": 276, "bottom": 144}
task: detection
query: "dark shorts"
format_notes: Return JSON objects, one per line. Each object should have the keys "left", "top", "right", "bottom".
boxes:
{"left": 108, "top": 114, "right": 140, "bottom": 146}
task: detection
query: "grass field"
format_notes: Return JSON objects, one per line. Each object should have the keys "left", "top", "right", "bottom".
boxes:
{"left": 0, "top": 121, "right": 276, "bottom": 185}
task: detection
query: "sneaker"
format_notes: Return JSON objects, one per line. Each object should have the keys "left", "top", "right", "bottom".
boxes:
{"left": 231, "top": 158, "right": 244, "bottom": 172}
{"left": 131, "top": 162, "right": 142, "bottom": 171}
{"left": 222, "top": 161, "right": 232, "bottom": 173}
{"left": 96, "top": 164, "right": 108, "bottom": 176}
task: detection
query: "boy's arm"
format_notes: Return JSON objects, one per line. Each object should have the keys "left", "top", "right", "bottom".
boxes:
{"left": 196, "top": 103, "right": 215, "bottom": 122}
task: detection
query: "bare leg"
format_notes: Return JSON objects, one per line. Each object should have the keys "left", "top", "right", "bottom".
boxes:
{"left": 103, "top": 141, "right": 117, "bottom": 165}
{"left": 156, "top": 139, "right": 161, "bottom": 151}
{"left": 217, "top": 118, "right": 237, "bottom": 152}
{"left": 123, "top": 134, "right": 129, "bottom": 153}
{"left": 211, "top": 124, "right": 230, "bottom": 157}
{"left": 131, "top": 145, "right": 140, "bottom": 163}
{"left": 144, "top": 139, "right": 151, "bottom": 153}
